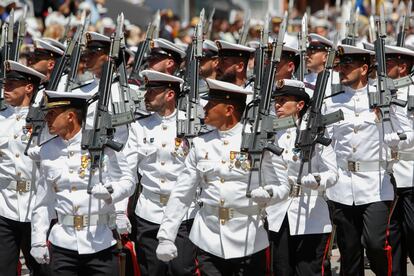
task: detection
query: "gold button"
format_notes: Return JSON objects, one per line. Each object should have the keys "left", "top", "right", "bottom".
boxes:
{"left": 162, "top": 143, "right": 166, "bottom": 147}
{"left": 353, "top": 147, "right": 357, "bottom": 153}
{"left": 220, "top": 178, "right": 225, "bottom": 183}
{"left": 14, "top": 135, "right": 18, "bottom": 139}
{"left": 160, "top": 161, "right": 165, "bottom": 166}
{"left": 15, "top": 153, "right": 19, "bottom": 158}
{"left": 162, "top": 125, "right": 167, "bottom": 130}
{"left": 355, "top": 113, "right": 359, "bottom": 117}
{"left": 285, "top": 150, "right": 288, "bottom": 154}
{"left": 16, "top": 116, "right": 20, "bottom": 121}
{"left": 223, "top": 140, "right": 229, "bottom": 145}
{"left": 221, "top": 160, "right": 226, "bottom": 164}
{"left": 356, "top": 97, "right": 360, "bottom": 102}
{"left": 160, "top": 178, "right": 165, "bottom": 183}
{"left": 287, "top": 135, "right": 290, "bottom": 139}
{"left": 71, "top": 186, "right": 77, "bottom": 192}
{"left": 354, "top": 128, "right": 358, "bottom": 134}
{"left": 69, "top": 169, "right": 74, "bottom": 174}
{"left": 69, "top": 151, "right": 74, "bottom": 157}
{"left": 220, "top": 199, "right": 225, "bottom": 206}
{"left": 17, "top": 172, "right": 21, "bottom": 177}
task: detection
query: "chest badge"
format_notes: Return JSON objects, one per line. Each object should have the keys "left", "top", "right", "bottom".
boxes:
{"left": 78, "top": 154, "right": 90, "bottom": 178}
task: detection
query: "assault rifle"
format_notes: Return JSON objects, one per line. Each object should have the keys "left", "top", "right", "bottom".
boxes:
{"left": 342, "top": 5, "right": 359, "bottom": 46}
{"left": 396, "top": 0, "right": 412, "bottom": 47}
{"left": 65, "top": 12, "right": 90, "bottom": 91}
{"left": 250, "top": 13, "right": 269, "bottom": 121}
{"left": 0, "top": 9, "right": 14, "bottom": 111}
{"left": 10, "top": 6, "right": 27, "bottom": 61}
{"left": 292, "top": 35, "right": 344, "bottom": 196}
{"left": 370, "top": 6, "right": 407, "bottom": 141}
{"left": 297, "top": 13, "right": 308, "bottom": 81}
{"left": 237, "top": 10, "right": 250, "bottom": 46}
{"left": 242, "top": 12, "right": 296, "bottom": 197}
{"left": 81, "top": 14, "right": 125, "bottom": 193}
{"left": 128, "top": 10, "right": 159, "bottom": 80}
{"left": 203, "top": 8, "right": 215, "bottom": 39}
{"left": 176, "top": 9, "right": 204, "bottom": 138}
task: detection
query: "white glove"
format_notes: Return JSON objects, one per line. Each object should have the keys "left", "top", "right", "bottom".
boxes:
{"left": 156, "top": 239, "right": 178, "bottom": 262}
{"left": 116, "top": 212, "right": 131, "bottom": 235}
{"left": 300, "top": 173, "right": 320, "bottom": 190}
{"left": 91, "top": 182, "right": 112, "bottom": 200}
{"left": 384, "top": 132, "right": 401, "bottom": 148}
{"left": 250, "top": 186, "right": 272, "bottom": 205}
{"left": 30, "top": 244, "right": 50, "bottom": 264}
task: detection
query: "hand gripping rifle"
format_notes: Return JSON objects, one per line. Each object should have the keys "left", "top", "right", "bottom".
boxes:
{"left": 176, "top": 9, "right": 204, "bottom": 139}
{"left": 81, "top": 14, "right": 125, "bottom": 194}
{"left": 243, "top": 12, "right": 296, "bottom": 198}
{"left": 297, "top": 13, "right": 308, "bottom": 81}
{"left": 291, "top": 35, "right": 344, "bottom": 197}
{"left": 370, "top": 6, "right": 407, "bottom": 141}
{"left": 128, "top": 10, "right": 159, "bottom": 81}
{"left": 342, "top": 4, "right": 359, "bottom": 46}
{"left": 396, "top": 0, "right": 412, "bottom": 47}
{"left": 24, "top": 20, "right": 86, "bottom": 155}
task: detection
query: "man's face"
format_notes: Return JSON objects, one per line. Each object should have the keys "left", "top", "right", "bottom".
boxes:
{"left": 147, "top": 55, "right": 172, "bottom": 73}
{"left": 306, "top": 48, "right": 327, "bottom": 72}
{"left": 82, "top": 49, "right": 108, "bottom": 76}
{"left": 45, "top": 108, "right": 70, "bottom": 136}
{"left": 216, "top": 56, "right": 238, "bottom": 83}
{"left": 337, "top": 61, "right": 365, "bottom": 87}
{"left": 203, "top": 100, "right": 228, "bottom": 128}
{"left": 26, "top": 51, "right": 53, "bottom": 76}
{"left": 275, "top": 57, "right": 294, "bottom": 80}
{"left": 274, "top": 95, "right": 302, "bottom": 118}
{"left": 144, "top": 87, "right": 168, "bottom": 112}
{"left": 385, "top": 58, "right": 400, "bottom": 79}
{"left": 200, "top": 57, "right": 217, "bottom": 79}
{"left": 3, "top": 79, "right": 30, "bottom": 107}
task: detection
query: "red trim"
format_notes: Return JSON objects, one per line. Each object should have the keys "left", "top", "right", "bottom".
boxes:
{"left": 321, "top": 233, "right": 332, "bottom": 276}
{"left": 384, "top": 227, "right": 393, "bottom": 276}
{"left": 17, "top": 259, "right": 21, "bottom": 276}
{"left": 123, "top": 238, "right": 141, "bottom": 276}
{"left": 194, "top": 256, "right": 201, "bottom": 276}
{"left": 265, "top": 246, "right": 271, "bottom": 276}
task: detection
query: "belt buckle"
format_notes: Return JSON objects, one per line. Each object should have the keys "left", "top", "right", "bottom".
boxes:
{"left": 348, "top": 161, "right": 356, "bottom": 172}
{"left": 17, "top": 180, "right": 29, "bottom": 193}
{"left": 391, "top": 150, "right": 399, "bottom": 160}
{"left": 290, "top": 184, "right": 301, "bottom": 197}
{"left": 73, "top": 215, "right": 84, "bottom": 230}
{"left": 159, "top": 194, "right": 169, "bottom": 206}
{"left": 219, "top": 207, "right": 233, "bottom": 224}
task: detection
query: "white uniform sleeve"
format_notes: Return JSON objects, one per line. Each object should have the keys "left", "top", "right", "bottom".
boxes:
{"left": 261, "top": 150, "right": 290, "bottom": 203}
{"left": 31, "top": 168, "right": 56, "bottom": 246}
{"left": 108, "top": 149, "right": 135, "bottom": 204}
{"left": 390, "top": 105, "right": 414, "bottom": 150}
{"left": 122, "top": 122, "right": 140, "bottom": 182}
{"left": 316, "top": 144, "right": 338, "bottom": 189}
{"left": 157, "top": 147, "right": 200, "bottom": 242}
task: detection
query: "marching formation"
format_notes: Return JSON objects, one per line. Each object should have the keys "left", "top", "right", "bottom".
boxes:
{"left": 0, "top": 0, "right": 414, "bottom": 276}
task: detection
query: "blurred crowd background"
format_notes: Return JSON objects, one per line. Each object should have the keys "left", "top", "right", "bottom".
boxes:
{"left": 0, "top": 0, "right": 413, "bottom": 53}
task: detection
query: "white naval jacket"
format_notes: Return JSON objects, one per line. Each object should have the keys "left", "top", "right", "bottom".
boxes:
{"left": 123, "top": 110, "right": 196, "bottom": 224}
{"left": 323, "top": 85, "right": 413, "bottom": 205}
{"left": 157, "top": 123, "right": 290, "bottom": 259}
{"left": 0, "top": 106, "right": 38, "bottom": 222}
{"left": 267, "top": 127, "right": 338, "bottom": 235}
{"left": 392, "top": 84, "right": 414, "bottom": 188}
{"left": 31, "top": 131, "right": 135, "bottom": 254}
